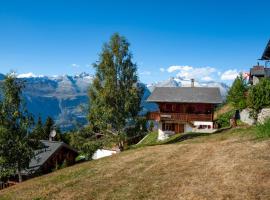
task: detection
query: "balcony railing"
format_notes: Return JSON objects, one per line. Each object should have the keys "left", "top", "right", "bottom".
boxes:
{"left": 147, "top": 112, "right": 213, "bottom": 122}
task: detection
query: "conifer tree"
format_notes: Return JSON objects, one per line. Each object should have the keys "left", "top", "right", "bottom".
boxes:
{"left": 227, "top": 74, "right": 248, "bottom": 110}
{"left": 31, "top": 116, "right": 46, "bottom": 140}
{"left": 43, "top": 116, "right": 54, "bottom": 139}
{"left": 88, "top": 33, "right": 142, "bottom": 150}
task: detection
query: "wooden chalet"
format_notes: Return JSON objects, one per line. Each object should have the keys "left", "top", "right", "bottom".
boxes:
{"left": 147, "top": 84, "right": 222, "bottom": 140}
{"left": 249, "top": 40, "right": 270, "bottom": 85}
{"left": 22, "top": 140, "right": 78, "bottom": 179}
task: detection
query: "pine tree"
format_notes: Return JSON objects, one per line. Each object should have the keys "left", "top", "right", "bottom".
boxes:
{"left": 43, "top": 116, "right": 54, "bottom": 140}
{"left": 0, "top": 73, "right": 34, "bottom": 182}
{"left": 227, "top": 74, "right": 248, "bottom": 110}
{"left": 31, "top": 116, "right": 46, "bottom": 140}
{"left": 88, "top": 33, "right": 142, "bottom": 150}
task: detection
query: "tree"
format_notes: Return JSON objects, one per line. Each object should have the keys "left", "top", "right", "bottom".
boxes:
{"left": 88, "top": 33, "right": 142, "bottom": 150}
{"left": 227, "top": 74, "right": 248, "bottom": 110}
{"left": 30, "top": 116, "right": 46, "bottom": 140}
{"left": 0, "top": 73, "right": 34, "bottom": 182}
{"left": 247, "top": 78, "right": 270, "bottom": 117}
{"left": 43, "top": 116, "right": 54, "bottom": 140}
{"left": 70, "top": 127, "right": 104, "bottom": 160}
{"left": 149, "top": 121, "right": 154, "bottom": 132}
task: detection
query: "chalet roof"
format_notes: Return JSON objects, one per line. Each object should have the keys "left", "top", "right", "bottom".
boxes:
{"left": 261, "top": 40, "right": 270, "bottom": 60}
{"left": 22, "top": 140, "right": 78, "bottom": 176}
{"left": 147, "top": 87, "right": 222, "bottom": 104}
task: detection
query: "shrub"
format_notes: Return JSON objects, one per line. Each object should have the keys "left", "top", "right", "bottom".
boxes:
{"left": 255, "top": 118, "right": 270, "bottom": 138}
{"left": 247, "top": 78, "right": 270, "bottom": 115}
{"left": 215, "top": 110, "right": 235, "bottom": 128}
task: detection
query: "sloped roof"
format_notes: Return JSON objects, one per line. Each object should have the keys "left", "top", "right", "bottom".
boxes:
{"left": 261, "top": 40, "right": 270, "bottom": 60}
{"left": 147, "top": 87, "right": 222, "bottom": 104}
{"left": 22, "top": 140, "right": 78, "bottom": 175}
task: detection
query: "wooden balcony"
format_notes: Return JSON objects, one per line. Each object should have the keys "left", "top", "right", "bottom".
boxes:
{"left": 147, "top": 112, "right": 213, "bottom": 122}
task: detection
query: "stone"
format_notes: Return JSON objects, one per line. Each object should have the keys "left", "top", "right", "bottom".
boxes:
{"left": 257, "top": 108, "right": 270, "bottom": 124}
{"left": 240, "top": 108, "right": 256, "bottom": 125}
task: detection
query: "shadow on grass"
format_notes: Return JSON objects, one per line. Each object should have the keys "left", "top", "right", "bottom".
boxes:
{"left": 163, "top": 127, "right": 232, "bottom": 145}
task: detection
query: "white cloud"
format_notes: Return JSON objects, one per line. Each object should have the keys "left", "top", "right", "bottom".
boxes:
{"left": 167, "top": 65, "right": 193, "bottom": 73}
{"left": 220, "top": 69, "right": 239, "bottom": 80}
{"left": 160, "top": 68, "right": 165, "bottom": 72}
{"left": 17, "top": 72, "right": 44, "bottom": 78}
{"left": 71, "top": 64, "right": 80, "bottom": 68}
{"left": 201, "top": 76, "right": 213, "bottom": 81}
{"left": 166, "top": 65, "right": 216, "bottom": 82}
{"left": 140, "top": 71, "right": 151, "bottom": 75}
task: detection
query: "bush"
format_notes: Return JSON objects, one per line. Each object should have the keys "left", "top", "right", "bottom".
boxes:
{"left": 255, "top": 118, "right": 270, "bottom": 138}
{"left": 70, "top": 127, "right": 104, "bottom": 160}
{"left": 215, "top": 110, "right": 235, "bottom": 128}
{"left": 248, "top": 78, "right": 270, "bottom": 114}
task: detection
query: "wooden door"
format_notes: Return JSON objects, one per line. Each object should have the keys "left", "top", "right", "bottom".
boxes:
{"left": 175, "top": 124, "right": 184, "bottom": 133}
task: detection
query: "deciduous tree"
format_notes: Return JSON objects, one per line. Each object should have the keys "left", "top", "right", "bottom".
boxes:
{"left": 88, "top": 33, "right": 142, "bottom": 150}
{"left": 0, "top": 73, "right": 34, "bottom": 182}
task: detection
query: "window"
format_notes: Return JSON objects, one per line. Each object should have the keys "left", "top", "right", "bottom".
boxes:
{"left": 162, "top": 123, "right": 175, "bottom": 131}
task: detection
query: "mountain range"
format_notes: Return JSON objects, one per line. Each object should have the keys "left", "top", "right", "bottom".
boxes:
{"left": 0, "top": 73, "right": 229, "bottom": 130}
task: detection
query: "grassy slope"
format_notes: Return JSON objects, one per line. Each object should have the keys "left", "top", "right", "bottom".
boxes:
{"left": 1, "top": 127, "right": 270, "bottom": 200}
{"left": 214, "top": 103, "right": 234, "bottom": 120}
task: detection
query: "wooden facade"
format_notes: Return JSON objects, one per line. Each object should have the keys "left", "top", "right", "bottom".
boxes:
{"left": 148, "top": 103, "right": 214, "bottom": 123}
{"left": 147, "top": 87, "right": 222, "bottom": 137}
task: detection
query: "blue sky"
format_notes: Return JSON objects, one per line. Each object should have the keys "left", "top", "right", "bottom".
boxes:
{"left": 0, "top": 0, "right": 269, "bottom": 84}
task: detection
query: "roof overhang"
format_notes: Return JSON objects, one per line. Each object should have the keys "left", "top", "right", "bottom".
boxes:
{"left": 261, "top": 40, "right": 270, "bottom": 60}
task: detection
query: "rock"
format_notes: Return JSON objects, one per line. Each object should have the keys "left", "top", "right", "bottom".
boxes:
{"left": 240, "top": 108, "right": 256, "bottom": 125}
{"left": 257, "top": 108, "right": 270, "bottom": 124}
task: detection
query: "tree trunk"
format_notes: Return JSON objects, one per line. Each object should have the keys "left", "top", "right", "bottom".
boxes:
{"left": 118, "top": 140, "right": 124, "bottom": 151}
{"left": 17, "top": 163, "right": 22, "bottom": 183}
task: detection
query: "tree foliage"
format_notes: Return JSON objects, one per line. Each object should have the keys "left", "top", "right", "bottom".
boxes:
{"left": 88, "top": 33, "right": 142, "bottom": 150}
{"left": 0, "top": 73, "right": 34, "bottom": 182}
{"left": 215, "top": 110, "right": 236, "bottom": 128}
{"left": 70, "top": 127, "right": 106, "bottom": 160}
{"left": 247, "top": 78, "right": 270, "bottom": 114}
{"left": 227, "top": 74, "right": 248, "bottom": 110}
{"left": 43, "top": 116, "right": 54, "bottom": 139}
{"left": 30, "top": 116, "right": 46, "bottom": 140}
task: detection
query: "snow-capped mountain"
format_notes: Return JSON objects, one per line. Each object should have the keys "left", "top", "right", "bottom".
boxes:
{"left": 147, "top": 77, "right": 229, "bottom": 99}
{"left": 0, "top": 73, "right": 229, "bottom": 130}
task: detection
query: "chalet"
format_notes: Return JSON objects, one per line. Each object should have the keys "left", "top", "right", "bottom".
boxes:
{"left": 261, "top": 39, "right": 270, "bottom": 61}
{"left": 147, "top": 84, "right": 222, "bottom": 140}
{"left": 22, "top": 140, "right": 78, "bottom": 179}
{"left": 249, "top": 64, "right": 270, "bottom": 85}
{"left": 249, "top": 39, "right": 270, "bottom": 85}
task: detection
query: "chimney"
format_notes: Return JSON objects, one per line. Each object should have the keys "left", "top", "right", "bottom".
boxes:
{"left": 191, "top": 79, "right": 195, "bottom": 87}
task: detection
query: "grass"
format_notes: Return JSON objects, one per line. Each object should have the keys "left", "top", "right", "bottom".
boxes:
{"left": 1, "top": 127, "right": 270, "bottom": 200}
{"left": 134, "top": 131, "right": 158, "bottom": 147}
{"left": 255, "top": 118, "right": 270, "bottom": 139}
{"left": 133, "top": 131, "right": 185, "bottom": 148}
{"left": 214, "top": 103, "right": 234, "bottom": 120}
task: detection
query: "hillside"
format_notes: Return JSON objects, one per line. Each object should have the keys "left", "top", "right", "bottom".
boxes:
{"left": 1, "top": 127, "right": 270, "bottom": 200}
